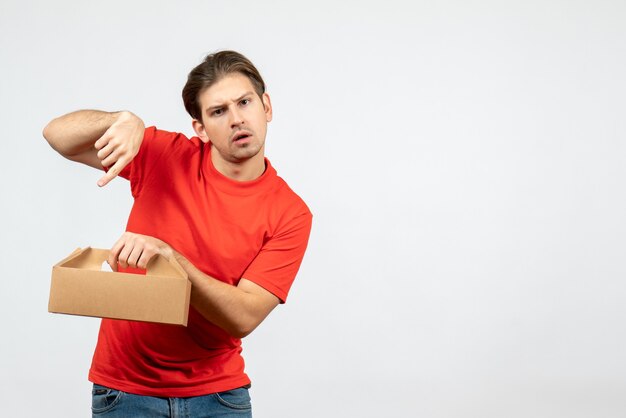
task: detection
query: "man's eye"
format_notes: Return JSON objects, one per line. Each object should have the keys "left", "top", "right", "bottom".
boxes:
{"left": 241, "top": 99, "right": 250, "bottom": 106}
{"left": 212, "top": 109, "right": 223, "bottom": 116}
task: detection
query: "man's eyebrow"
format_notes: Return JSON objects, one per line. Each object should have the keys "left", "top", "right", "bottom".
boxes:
{"left": 205, "top": 91, "right": 255, "bottom": 113}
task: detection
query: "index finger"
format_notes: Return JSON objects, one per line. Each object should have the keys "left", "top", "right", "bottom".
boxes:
{"left": 108, "top": 234, "right": 128, "bottom": 271}
{"left": 97, "top": 160, "right": 124, "bottom": 187}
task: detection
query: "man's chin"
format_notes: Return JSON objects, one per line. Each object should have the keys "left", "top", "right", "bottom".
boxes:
{"left": 233, "top": 144, "right": 262, "bottom": 160}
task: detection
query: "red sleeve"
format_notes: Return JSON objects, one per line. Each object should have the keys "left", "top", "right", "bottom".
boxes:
{"left": 242, "top": 211, "right": 313, "bottom": 303}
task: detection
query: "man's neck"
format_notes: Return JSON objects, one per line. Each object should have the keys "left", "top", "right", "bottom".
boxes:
{"left": 211, "top": 152, "right": 266, "bottom": 182}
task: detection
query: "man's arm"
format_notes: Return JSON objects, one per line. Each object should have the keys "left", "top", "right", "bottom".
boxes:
{"left": 176, "top": 253, "right": 280, "bottom": 338}
{"left": 108, "top": 232, "right": 280, "bottom": 339}
{"left": 43, "top": 110, "right": 144, "bottom": 187}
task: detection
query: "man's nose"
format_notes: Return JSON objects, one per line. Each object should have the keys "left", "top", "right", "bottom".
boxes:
{"left": 229, "top": 107, "right": 244, "bottom": 127}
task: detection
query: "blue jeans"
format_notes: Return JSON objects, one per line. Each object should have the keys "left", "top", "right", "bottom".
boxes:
{"left": 91, "top": 384, "right": 252, "bottom": 417}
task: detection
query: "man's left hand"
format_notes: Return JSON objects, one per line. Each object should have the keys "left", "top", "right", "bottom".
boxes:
{"left": 108, "top": 232, "right": 173, "bottom": 271}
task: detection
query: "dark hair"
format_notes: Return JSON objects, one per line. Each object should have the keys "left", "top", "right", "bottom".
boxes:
{"left": 182, "top": 50, "right": 266, "bottom": 121}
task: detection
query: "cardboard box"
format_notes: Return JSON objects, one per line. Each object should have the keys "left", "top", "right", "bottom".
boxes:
{"left": 49, "top": 247, "right": 191, "bottom": 326}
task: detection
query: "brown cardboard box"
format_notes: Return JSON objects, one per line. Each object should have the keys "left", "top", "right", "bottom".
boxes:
{"left": 49, "top": 247, "right": 191, "bottom": 326}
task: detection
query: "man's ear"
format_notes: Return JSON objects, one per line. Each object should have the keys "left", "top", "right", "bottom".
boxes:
{"left": 192, "top": 119, "right": 210, "bottom": 143}
{"left": 262, "top": 93, "right": 273, "bottom": 122}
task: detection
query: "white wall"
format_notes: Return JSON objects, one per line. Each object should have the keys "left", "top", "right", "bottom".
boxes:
{"left": 1, "top": 1, "right": 625, "bottom": 417}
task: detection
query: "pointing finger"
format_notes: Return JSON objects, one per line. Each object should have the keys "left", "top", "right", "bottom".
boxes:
{"left": 97, "top": 161, "right": 122, "bottom": 187}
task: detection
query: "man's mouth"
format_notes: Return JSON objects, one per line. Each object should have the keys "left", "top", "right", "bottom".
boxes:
{"left": 232, "top": 130, "right": 252, "bottom": 142}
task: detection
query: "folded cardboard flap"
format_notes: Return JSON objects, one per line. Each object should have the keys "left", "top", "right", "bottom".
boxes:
{"left": 49, "top": 247, "right": 191, "bottom": 326}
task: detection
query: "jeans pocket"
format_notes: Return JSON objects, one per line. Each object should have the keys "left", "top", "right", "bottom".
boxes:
{"left": 215, "top": 387, "right": 252, "bottom": 410}
{"left": 92, "top": 384, "right": 124, "bottom": 414}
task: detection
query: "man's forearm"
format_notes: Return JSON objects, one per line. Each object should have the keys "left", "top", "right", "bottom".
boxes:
{"left": 43, "top": 110, "right": 122, "bottom": 157}
{"left": 43, "top": 110, "right": 145, "bottom": 186}
{"left": 173, "top": 251, "right": 279, "bottom": 339}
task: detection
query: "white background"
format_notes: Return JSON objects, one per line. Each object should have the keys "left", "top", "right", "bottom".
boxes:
{"left": 1, "top": 1, "right": 625, "bottom": 417}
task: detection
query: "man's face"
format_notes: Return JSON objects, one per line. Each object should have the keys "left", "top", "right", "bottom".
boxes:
{"left": 193, "top": 73, "right": 272, "bottom": 171}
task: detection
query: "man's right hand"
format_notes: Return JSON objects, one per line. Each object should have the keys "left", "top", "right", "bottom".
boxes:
{"left": 43, "top": 109, "right": 145, "bottom": 187}
{"left": 94, "top": 111, "right": 144, "bottom": 187}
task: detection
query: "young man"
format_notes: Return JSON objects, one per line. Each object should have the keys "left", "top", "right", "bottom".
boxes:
{"left": 43, "top": 50, "right": 312, "bottom": 417}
